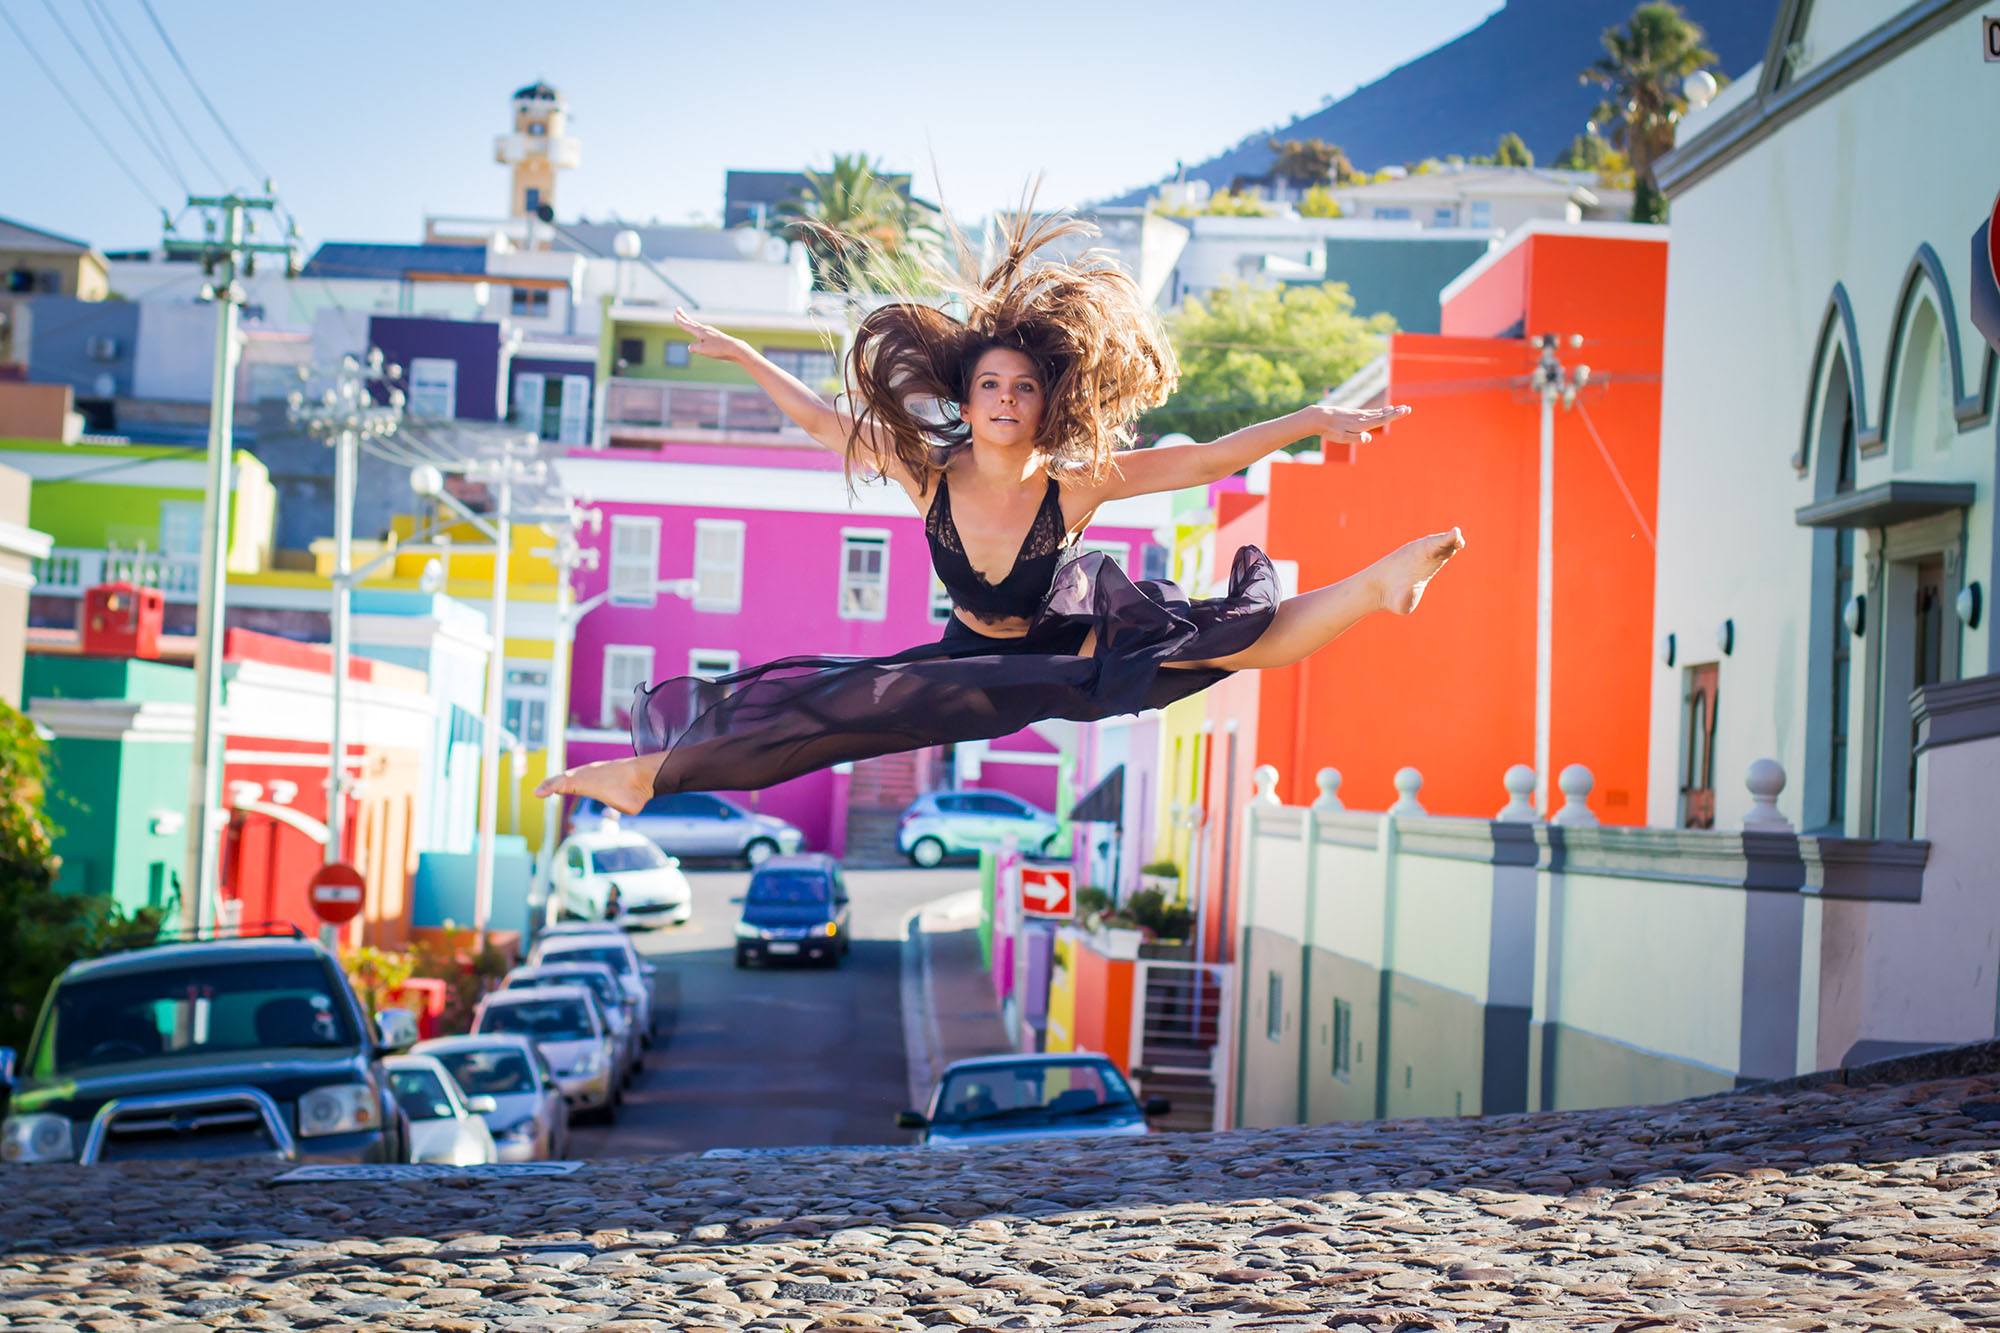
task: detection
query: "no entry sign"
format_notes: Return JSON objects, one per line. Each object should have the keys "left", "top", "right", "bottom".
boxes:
{"left": 1020, "top": 865, "right": 1074, "bottom": 919}
{"left": 1974, "top": 188, "right": 2000, "bottom": 356}
{"left": 308, "top": 863, "right": 366, "bottom": 924}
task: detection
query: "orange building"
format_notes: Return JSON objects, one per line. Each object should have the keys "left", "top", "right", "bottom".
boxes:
{"left": 1195, "top": 222, "right": 1670, "bottom": 963}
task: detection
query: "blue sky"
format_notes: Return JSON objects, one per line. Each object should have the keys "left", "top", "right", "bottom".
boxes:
{"left": 2, "top": 0, "right": 1503, "bottom": 252}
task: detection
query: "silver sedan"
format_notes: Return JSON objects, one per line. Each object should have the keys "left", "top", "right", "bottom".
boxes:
{"left": 414, "top": 1035, "right": 569, "bottom": 1162}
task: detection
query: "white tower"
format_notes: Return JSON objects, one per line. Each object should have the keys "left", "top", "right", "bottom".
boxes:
{"left": 494, "top": 81, "right": 581, "bottom": 231}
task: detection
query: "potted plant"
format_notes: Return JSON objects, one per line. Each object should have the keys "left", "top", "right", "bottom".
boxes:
{"left": 1139, "top": 859, "right": 1180, "bottom": 899}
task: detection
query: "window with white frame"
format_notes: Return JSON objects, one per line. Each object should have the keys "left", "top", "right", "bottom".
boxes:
{"left": 1331, "top": 997, "right": 1353, "bottom": 1078}
{"left": 1431, "top": 206, "right": 1456, "bottom": 226}
{"left": 1372, "top": 206, "right": 1413, "bottom": 221}
{"left": 839, "top": 531, "right": 889, "bottom": 620}
{"left": 764, "top": 347, "right": 837, "bottom": 383}
{"left": 1266, "top": 971, "right": 1284, "bottom": 1042}
{"left": 157, "top": 501, "right": 204, "bottom": 556}
{"left": 1468, "top": 200, "right": 1493, "bottom": 228}
{"left": 502, "top": 664, "right": 549, "bottom": 747}
{"left": 609, "top": 516, "right": 661, "bottom": 605}
{"left": 693, "top": 519, "right": 744, "bottom": 612}
{"left": 929, "top": 571, "right": 954, "bottom": 622}
{"left": 407, "top": 357, "right": 457, "bottom": 418}
{"left": 686, "top": 649, "right": 740, "bottom": 715}
{"left": 600, "top": 646, "right": 654, "bottom": 728}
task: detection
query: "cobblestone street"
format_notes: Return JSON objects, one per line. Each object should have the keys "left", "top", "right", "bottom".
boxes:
{"left": 5, "top": 1051, "right": 1998, "bottom": 1330}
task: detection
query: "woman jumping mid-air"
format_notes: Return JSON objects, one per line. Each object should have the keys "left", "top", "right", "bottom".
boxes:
{"left": 537, "top": 208, "right": 1463, "bottom": 814}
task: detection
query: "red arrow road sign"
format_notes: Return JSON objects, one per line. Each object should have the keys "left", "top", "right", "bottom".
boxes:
{"left": 308, "top": 862, "right": 366, "bottom": 924}
{"left": 1021, "top": 865, "right": 1073, "bottom": 918}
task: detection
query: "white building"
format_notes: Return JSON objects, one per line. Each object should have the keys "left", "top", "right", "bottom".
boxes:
{"left": 1650, "top": 0, "right": 1997, "bottom": 839}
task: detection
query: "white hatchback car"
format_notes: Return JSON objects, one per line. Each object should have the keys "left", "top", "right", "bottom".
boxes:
{"left": 414, "top": 1035, "right": 569, "bottom": 1163}
{"left": 383, "top": 1053, "right": 498, "bottom": 1165}
{"left": 554, "top": 831, "right": 692, "bottom": 928}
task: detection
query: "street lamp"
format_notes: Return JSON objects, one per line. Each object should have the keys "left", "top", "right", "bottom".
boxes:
{"left": 289, "top": 351, "right": 404, "bottom": 947}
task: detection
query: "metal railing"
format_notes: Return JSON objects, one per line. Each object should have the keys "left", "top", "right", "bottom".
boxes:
{"left": 33, "top": 546, "right": 203, "bottom": 599}
{"left": 1128, "top": 958, "right": 1234, "bottom": 1133}
{"left": 602, "top": 377, "right": 804, "bottom": 439}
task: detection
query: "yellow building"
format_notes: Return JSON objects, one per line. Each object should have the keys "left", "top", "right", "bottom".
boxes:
{"left": 1, "top": 217, "right": 109, "bottom": 371}
{"left": 1150, "top": 491, "right": 1220, "bottom": 884}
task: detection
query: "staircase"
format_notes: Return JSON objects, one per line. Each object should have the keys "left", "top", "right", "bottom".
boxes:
{"left": 841, "top": 750, "right": 933, "bottom": 868}
{"left": 1130, "top": 960, "right": 1233, "bottom": 1133}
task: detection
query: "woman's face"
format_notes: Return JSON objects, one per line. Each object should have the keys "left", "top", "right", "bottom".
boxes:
{"left": 963, "top": 347, "right": 1044, "bottom": 449}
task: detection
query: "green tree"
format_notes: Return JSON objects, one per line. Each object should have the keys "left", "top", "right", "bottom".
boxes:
{"left": 0, "top": 700, "right": 164, "bottom": 1052}
{"left": 1494, "top": 132, "right": 1534, "bottom": 167}
{"left": 1297, "top": 185, "right": 1343, "bottom": 219}
{"left": 1142, "top": 282, "right": 1395, "bottom": 446}
{"left": 1267, "top": 137, "right": 1357, "bottom": 189}
{"left": 1582, "top": 1, "right": 1719, "bottom": 222}
{"left": 776, "top": 152, "right": 923, "bottom": 292}
{"left": 1203, "top": 189, "right": 1273, "bottom": 217}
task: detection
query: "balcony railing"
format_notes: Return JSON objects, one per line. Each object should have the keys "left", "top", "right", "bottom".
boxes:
{"left": 602, "top": 377, "right": 804, "bottom": 441}
{"left": 34, "top": 547, "right": 202, "bottom": 600}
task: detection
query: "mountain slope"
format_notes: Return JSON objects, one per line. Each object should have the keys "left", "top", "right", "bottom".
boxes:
{"left": 1099, "top": 0, "right": 1777, "bottom": 206}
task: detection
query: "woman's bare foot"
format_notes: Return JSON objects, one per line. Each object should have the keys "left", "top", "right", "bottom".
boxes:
{"left": 534, "top": 754, "right": 659, "bottom": 815}
{"left": 1375, "top": 528, "right": 1465, "bottom": 615}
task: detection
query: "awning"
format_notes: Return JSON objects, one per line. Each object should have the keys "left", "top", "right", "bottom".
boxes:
{"left": 1795, "top": 480, "right": 1976, "bottom": 529}
{"left": 1069, "top": 764, "right": 1125, "bottom": 824}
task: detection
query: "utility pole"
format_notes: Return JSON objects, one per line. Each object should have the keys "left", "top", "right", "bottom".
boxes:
{"left": 1527, "top": 334, "right": 1591, "bottom": 816}
{"left": 163, "top": 191, "right": 298, "bottom": 935}
{"left": 288, "top": 350, "right": 404, "bottom": 947}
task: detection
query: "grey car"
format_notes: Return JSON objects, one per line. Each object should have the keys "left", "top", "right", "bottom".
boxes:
{"left": 569, "top": 792, "right": 803, "bottom": 866}
{"left": 415, "top": 1035, "right": 569, "bottom": 1162}
{"left": 472, "top": 985, "right": 620, "bottom": 1123}
{"left": 0, "top": 931, "right": 415, "bottom": 1166}
{"left": 500, "top": 962, "right": 642, "bottom": 1084}
{"left": 528, "top": 927, "right": 659, "bottom": 1044}
{"left": 897, "top": 790, "right": 1062, "bottom": 868}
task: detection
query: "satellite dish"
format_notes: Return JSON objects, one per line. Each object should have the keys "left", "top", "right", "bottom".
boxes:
{"left": 762, "top": 236, "right": 788, "bottom": 263}
{"left": 613, "top": 229, "right": 642, "bottom": 260}
{"left": 1152, "top": 433, "right": 1195, "bottom": 450}
{"left": 1683, "top": 69, "right": 1718, "bottom": 111}
{"left": 93, "top": 372, "right": 117, "bottom": 398}
{"left": 732, "top": 228, "right": 764, "bottom": 258}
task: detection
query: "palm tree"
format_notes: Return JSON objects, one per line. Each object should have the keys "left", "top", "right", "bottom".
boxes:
{"left": 1268, "top": 137, "right": 1358, "bottom": 190}
{"left": 775, "top": 153, "right": 915, "bottom": 291}
{"left": 1582, "top": 2, "right": 1718, "bottom": 222}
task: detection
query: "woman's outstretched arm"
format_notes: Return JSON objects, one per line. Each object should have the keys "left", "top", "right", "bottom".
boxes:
{"left": 671, "top": 308, "right": 896, "bottom": 466}
{"left": 1089, "top": 401, "right": 1411, "bottom": 502}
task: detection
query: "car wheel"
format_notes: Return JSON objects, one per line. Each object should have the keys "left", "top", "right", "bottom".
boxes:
{"left": 744, "top": 837, "right": 778, "bottom": 868}
{"left": 734, "top": 945, "right": 749, "bottom": 968}
{"left": 910, "top": 836, "right": 945, "bottom": 869}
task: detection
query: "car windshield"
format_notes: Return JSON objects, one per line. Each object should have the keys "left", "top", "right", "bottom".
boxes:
{"left": 478, "top": 998, "right": 593, "bottom": 1041}
{"left": 542, "top": 944, "right": 632, "bottom": 976}
{"left": 388, "top": 1067, "right": 455, "bottom": 1120}
{"left": 746, "top": 871, "right": 830, "bottom": 906}
{"left": 434, "top": 1048, "right": 536, "bottom": 1096}
{"left": 515, "top": 970, "right": 622, "bottom": 1013}
{"left": 933, "top": 1061, "right": 1134, "bottom": 1126}
{"left": 590, "top": 843, "right": 668, "bottom": 874}
{"left": 28, "top": 957, "right": 357, "bottom": 1077}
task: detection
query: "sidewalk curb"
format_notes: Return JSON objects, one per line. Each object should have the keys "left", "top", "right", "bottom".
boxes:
{"left": 898, "top": 890, "right": 981, "bottom": 1112}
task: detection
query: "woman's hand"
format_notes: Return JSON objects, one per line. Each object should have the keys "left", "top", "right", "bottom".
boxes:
{"left": 1297, "top": 402, "right": 1411, "bottom": 446}
{"left": 673, "top": 307, "right": 749, "bottom": 363}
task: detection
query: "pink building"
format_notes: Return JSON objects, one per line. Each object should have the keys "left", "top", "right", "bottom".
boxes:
{"left": 557, "top": 437, "right": 1175, "bottom": 857}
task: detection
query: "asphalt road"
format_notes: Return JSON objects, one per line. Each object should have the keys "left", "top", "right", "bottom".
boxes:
{"left": 566, "top": 865, "right": 979, "bottom": 1158}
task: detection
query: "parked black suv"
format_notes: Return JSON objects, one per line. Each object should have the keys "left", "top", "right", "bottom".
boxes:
{"left": 732, "top": 854, "right": 852, "bottom": 967}
{"left": 0, "top": 927, "right": 416, "bottom": 1166}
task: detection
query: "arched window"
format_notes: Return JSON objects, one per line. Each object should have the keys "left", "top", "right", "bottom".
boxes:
{"left": 1887, "top": 297, "right": 1952, "bottom": 468}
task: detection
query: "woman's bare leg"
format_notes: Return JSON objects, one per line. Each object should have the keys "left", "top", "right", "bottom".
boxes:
{"left": 534, "top": 753, "right": 658, "bottom": 815}
{"left": 1166, "top": 528, "right": 1464, "bottom": 672}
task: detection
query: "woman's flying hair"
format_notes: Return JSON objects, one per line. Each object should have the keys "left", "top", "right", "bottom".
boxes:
{"left": 805, "top": 182, "right": 1179, "bottom": 493}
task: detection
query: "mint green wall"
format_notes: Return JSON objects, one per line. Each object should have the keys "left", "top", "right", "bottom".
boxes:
{"left": 25, "top": 656, "right": 193, "bottom": 912}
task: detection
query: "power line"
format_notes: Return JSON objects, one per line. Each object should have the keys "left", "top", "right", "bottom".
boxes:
{"left": 88, "top": 0, "right": 228, "bottom": 186}
{"left": 34, "top": 0, "right": 188, "bottom": 195}
{"left": 77, "top": 0, "right": 185, "bottom": 190}
{"left": 135, "top": 0, "right": 264, "bottom": 185}
{"left": 0, "top": 0, "right": 166, "bottom": 212}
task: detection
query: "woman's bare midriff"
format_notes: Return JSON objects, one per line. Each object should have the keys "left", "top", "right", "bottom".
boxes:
{"left": 952, "top": 608, "right": 1034, "bottom": 638}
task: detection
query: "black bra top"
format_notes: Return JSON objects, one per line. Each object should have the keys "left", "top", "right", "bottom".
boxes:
{"left": 926, "top": 472, "right": 1074, "bottom": 624}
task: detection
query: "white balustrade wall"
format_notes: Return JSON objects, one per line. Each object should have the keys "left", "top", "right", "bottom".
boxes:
{"left": 1227, "top": 682, "right": 2000, "bottom": 1130}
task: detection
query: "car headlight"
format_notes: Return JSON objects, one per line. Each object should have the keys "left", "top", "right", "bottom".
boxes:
{"left": 570, "top": 1050, "right": 605, "bottom": 1077}
{"left": 2, "top": 1113, "right": 76, "bottom": 1164}
{"left": 298, "top": 1083, "right": 380, "bottom": 1138}
{"left": 498, "top": 1120, "right": 537, "bottom": 1141}
{"left": 733, "top": 921, "right": 766, "bottom": 940}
